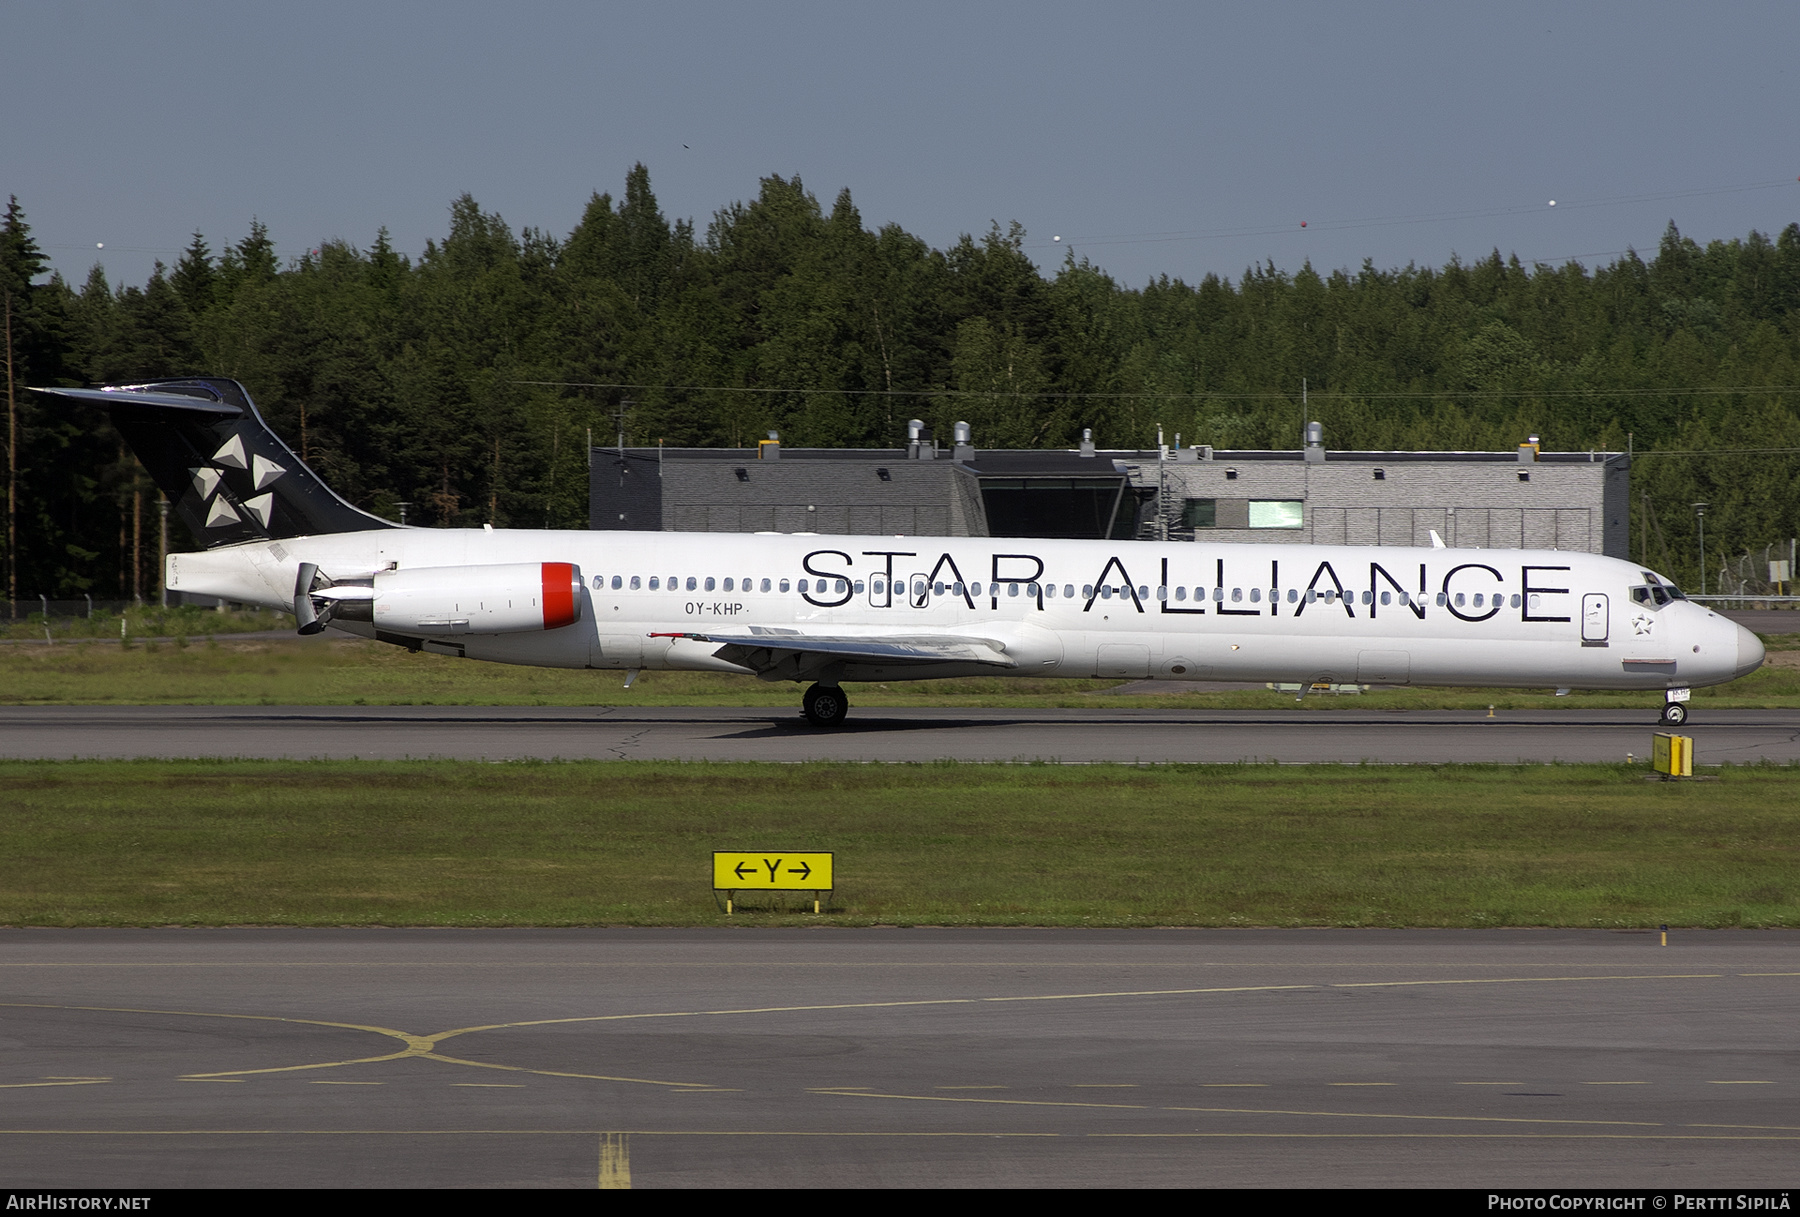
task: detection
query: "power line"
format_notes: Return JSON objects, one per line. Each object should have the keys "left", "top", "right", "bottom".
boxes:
{"left": 1028, "top": 179, "right": 1799, "bottom": 250}
{"left": 512, "top": 379, "right": 1797, "bottom": 402}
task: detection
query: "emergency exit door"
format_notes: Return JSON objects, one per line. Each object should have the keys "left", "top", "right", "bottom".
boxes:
{"left": 1581, "top": 593, "right": 1609, "bottom": 643}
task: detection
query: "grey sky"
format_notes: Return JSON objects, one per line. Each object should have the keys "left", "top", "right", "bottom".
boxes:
{"left": 6, "top": 1, "right": 1797, "bottom": 293}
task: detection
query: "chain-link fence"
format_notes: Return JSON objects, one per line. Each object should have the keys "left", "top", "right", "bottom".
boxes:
{"left": 1, "top": 597, "right": 285, "bottom": 640}
{"left": 1713, "top": 539, "right": 1800, "bottom": 604}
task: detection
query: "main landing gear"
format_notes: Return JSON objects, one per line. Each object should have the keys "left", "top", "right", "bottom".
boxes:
{"left": 802, "top": 683, "right": 849, "bottom": 729}
{"left": 1659, "top": 701, "right": 1689, "bottom": 726}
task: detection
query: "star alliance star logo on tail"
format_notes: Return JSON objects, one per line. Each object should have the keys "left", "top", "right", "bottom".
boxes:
{"left": 188, "top": 429, "right": 287, "bottom": 534}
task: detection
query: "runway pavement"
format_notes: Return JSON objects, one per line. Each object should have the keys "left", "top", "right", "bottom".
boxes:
{"left": 2, "top": 703, "right": 1798, "bottom": 763}
{"left": 0, "top": 928, "right": 1792, "bottom": 1188}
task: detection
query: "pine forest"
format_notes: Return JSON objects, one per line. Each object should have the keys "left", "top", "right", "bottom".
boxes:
{"left": 2, "top": 167, "right": 1798, "bottom": 600}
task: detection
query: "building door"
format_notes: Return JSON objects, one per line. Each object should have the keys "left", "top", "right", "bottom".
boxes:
{"left": 1582, "top": 593, "right": 1609, "bottom": 643}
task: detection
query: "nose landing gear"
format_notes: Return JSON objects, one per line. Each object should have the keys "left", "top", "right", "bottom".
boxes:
{"left": 1659, "top": 701, "right": 1689, "bottom": 726}
{"left": 802, "top": 682, "right": 849, "bottom": 728}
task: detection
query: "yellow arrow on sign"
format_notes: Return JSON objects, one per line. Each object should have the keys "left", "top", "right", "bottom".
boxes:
{"left": 713, "top": 852, "right": 834, "bottom": 890}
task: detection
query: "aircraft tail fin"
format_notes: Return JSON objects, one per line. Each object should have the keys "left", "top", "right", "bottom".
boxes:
{"left": 32, "top": 378, "right": 396, "bottom": 547}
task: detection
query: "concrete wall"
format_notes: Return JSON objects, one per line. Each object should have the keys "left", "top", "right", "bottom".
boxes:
{"left": 656, "top": 455, "right": 974, "bottom": 537}
{"left": 1158, "top": 455, "right": 1626, "bottom": 556}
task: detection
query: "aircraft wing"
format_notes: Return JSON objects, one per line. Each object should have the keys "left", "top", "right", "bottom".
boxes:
{"left": 653, "top": 628, "right": 1018, "bottom": 672}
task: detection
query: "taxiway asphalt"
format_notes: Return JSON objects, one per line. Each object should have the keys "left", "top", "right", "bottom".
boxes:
{"left": 0, "top": 928, "right": 1793, "bottom": 1188}
{"left": 1, "top": 703, "right": 1797, "bottom": 763}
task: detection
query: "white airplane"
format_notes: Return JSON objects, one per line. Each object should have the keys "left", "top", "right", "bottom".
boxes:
{"left": 40, "top": 378, "right": 1763, "bottom": 728}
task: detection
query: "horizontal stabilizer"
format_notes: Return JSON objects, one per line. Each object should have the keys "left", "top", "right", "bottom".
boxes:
{"left": 33, "top": 378, "right": 396, "bottom": 547}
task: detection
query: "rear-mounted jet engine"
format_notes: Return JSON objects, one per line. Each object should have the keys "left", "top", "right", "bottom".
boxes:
{"left": 296, "top": 561, "right": 582, "bottom": 635}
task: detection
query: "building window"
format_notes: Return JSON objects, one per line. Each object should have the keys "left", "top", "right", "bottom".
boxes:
{"left": 1373, "top": 468, "right": 1386, "bottom": 481}
{"left": 1225, "top": 469, "right": 1239, "bottom": 481}
{"left": 1518, "top": 471, "right": 1530, "bottom": 482}
{"left": 1248, "top": 500, "right": 1304, "bottom": 529}
{"left": 1182, "top": 498, "right": 1217, "bottom": 528}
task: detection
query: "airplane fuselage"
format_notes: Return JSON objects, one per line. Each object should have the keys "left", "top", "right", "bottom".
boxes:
{"left": 168, "top": 529, "right": 1763, "bottom": 694}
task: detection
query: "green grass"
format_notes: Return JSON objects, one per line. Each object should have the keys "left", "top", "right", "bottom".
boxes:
{"left": 2, "top": 760, "right": 1795, "bottom": 928}
{"left": 1, "top": 633, "right": 1797, "bottom": 708}
{"left": 2, "top": 605, "right": 285, "bottom": 642}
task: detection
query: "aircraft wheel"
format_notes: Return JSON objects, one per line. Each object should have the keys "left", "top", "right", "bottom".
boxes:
{"left": 802, "top": 683, "right": 849, "bottom": 728}
{"left": 1660, "top": 701, "right": 1689, "bottom": 726}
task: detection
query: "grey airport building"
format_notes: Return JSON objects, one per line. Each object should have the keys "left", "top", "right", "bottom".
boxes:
{"left": 590, "top": 424, "right": 1630, "bottom": 558}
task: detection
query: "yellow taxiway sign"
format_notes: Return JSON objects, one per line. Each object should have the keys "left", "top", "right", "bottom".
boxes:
{"left": 713, "top": 852, "right": 834, "bottom": 890}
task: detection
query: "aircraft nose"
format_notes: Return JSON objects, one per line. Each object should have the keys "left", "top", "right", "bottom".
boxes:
{"left": 1735, "top": 624, "right": 1765, "bottom": 679}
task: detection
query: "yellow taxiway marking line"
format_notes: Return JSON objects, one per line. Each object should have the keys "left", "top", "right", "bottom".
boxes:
{"left": 813, "top": 1089, "right": 1147, "bottom": 1110}
{"left": 1071, "top": 1084, "right": 1137, "bottom": 1088}
{"left": 1329, "top": 1083, "right": 1396, "bottom": 1087}
{"left": 1088, "top": 1133, "right": 1800, "bottom": 1141}
{"left": 1738, "top": 972, "right": 1800, "bottom": 977}
{"left": 0, "top": 971, "right": 1746, "bottom": 1094}
{"left": 310, "top": 1081, "right": 383, "bottom": 1085}
{"left": 820, "top": 1089, "right": 1664, "bottom": 1128}
{"left": 0, "top": 1129, "right": 1066, "bottom": 1137}
{"left": 936, "top": 1086, "right": 1008, "bottom": 1090}
{"left": 452, "top": 1084, "right": 525, "bottom": 1088}
{"left": 1458, "top": 1082, "right": 1523, "bottom": 1086}
{"left": 0, "top": 1002, "right": 715, "bottom": 1090}
{"left": 417, "top": 972, "right": 1724, "bottom": 1048}
{"left": 180, "top": 1079, "right": 242, "bottom": 1083}
{"left": 417, "top": 985, "right": 1323, "bottom": 1048}
{"left": 0, "top": 1081, "right": 108, "bottom": 1090}
{"left": 1329, "top": 974, "right": 1721, "bottom": 989}
{"left": 1201, "top": 1084, "right": 1268, "bottom": 1088}
{"left": 41, "top": 1077, "right": 111, "bottom": 1081}
{"left": 1686, "top": 1122, "right": 1800, "bottom": 1131}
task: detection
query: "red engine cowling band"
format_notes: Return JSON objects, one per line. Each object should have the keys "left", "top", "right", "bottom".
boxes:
{"left": 541, "top": 561, "right": 579, "bottom": 630}
{"left": 355, "top": 561, "right": 585, "bottom": 635}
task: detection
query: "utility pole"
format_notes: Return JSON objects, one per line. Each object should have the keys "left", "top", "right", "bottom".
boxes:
{"left": 1693, "top": 503, "right": 1709, "bottom": 595}
{"left": 132, "top": 486, "right": 143, "bottom": 603}
{"left": 158, "top": 495, "right": 168, "bottom": 607}
{"left": 4, "top": 292, "right": 15, "bottom": 616}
